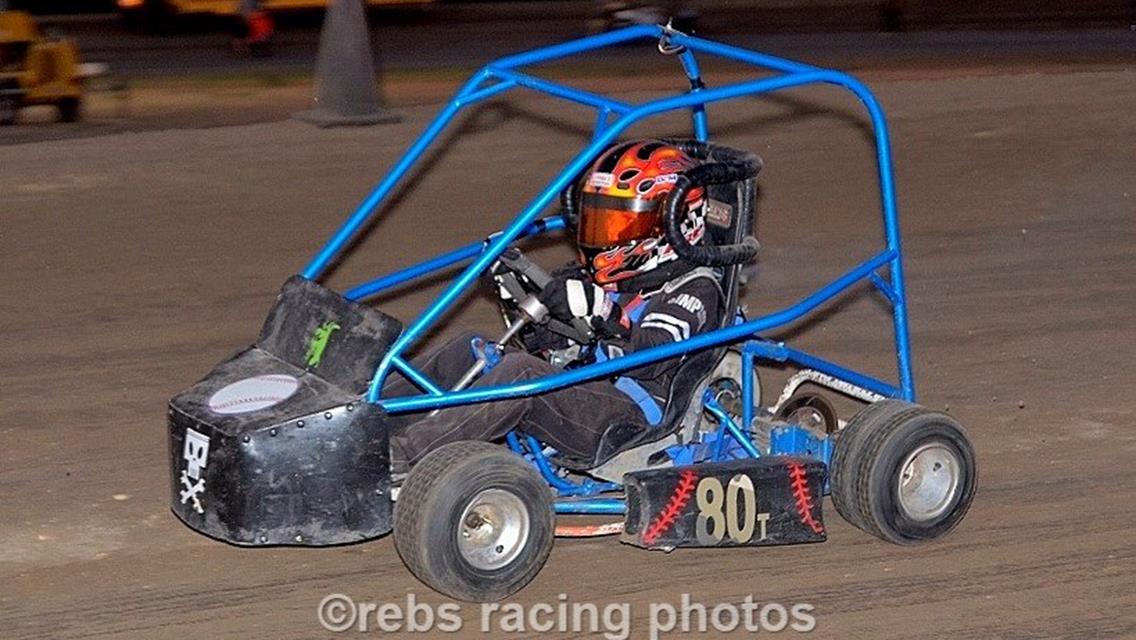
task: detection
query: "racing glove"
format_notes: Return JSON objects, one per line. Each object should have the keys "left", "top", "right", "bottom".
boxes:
{"left": 538, "top": 267, "right": 628, "bottom": 339}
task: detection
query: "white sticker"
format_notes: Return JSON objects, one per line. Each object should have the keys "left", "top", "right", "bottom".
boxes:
{"left": 183, "top": 428, "right": 210, "bottom": 480}
{"left": 207, "top": 374, "right": 300, "bottom": 415}
{"left": 180, "top": 427, "right": 210, "bottom": 514}
{"left": 705, "top": 199, "right": 733, "bottom": 227}
{"left": 589, "top": 172, "right": 614, "bottom": 188}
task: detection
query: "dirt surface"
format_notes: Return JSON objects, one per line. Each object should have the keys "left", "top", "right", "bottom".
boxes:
{"left": 1, "top": 61, "right": 1134, "bottom": 639}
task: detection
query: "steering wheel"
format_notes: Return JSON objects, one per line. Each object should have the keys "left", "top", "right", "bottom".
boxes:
{"left": 489, "top": 247, "right": 596, "bottom": 345}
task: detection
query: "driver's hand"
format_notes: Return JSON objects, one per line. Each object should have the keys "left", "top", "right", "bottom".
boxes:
{"left": 538, "top": 271, "right": 617, "bottom": 329}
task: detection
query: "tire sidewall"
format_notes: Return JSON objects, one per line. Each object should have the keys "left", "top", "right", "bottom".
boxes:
{"left": 830, "top": 399, "right": 913, "bottom": 529}
{"left": 869, "top": 416, "right": 977, "bottom": 543}
{"left": 413, "top": 453, "right": 553, "bottom": 601}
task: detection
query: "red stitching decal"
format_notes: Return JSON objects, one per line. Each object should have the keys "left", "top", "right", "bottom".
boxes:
{"left": 788, "top": 463, "right": 825, "bottom": 535}
{"left": 211, "top": 395, "right": 285, "bottom": 409}
{"left": 642, "top": 469, "right": 698, "bottom": 546}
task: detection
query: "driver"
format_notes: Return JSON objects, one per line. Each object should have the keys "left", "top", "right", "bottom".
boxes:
{"left": 387, "top": 140, "right": 727, "bottom": 470}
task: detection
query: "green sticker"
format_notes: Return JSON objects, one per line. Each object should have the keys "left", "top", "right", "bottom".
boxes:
{"left": 305, "top": 321, "right": 341, "bottom": 368}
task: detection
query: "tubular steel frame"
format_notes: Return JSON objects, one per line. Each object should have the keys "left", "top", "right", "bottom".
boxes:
{"left": 300, "top": 25, "right": 915, "bottom": 514}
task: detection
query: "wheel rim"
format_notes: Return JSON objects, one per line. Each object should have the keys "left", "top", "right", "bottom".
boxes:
{"left": 457, "top": 489, "right": 530, "bottom": 571}
{"left": 897, "top": 443, "right": 961, "bottom": 521}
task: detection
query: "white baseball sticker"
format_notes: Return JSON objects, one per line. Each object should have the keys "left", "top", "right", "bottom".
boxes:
{"left": 207, "top": 374, "right": 300, "bottom": 415}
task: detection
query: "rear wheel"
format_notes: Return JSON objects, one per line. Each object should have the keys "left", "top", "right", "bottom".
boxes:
{"left": 829, "top": 399, "right": 912, "bottom": 531}
{"left": 393, "top": 441, "right": 554, "bottom": 601}
{"left": 830, "top": 403, "right": 976, "bottom": 544}
{"left": 777, "top": 391, "right": 838, "bottom": 435}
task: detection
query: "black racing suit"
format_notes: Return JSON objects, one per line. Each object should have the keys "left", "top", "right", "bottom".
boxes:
{"left": 386, "top": 267, "right": 724, "bottom": 468}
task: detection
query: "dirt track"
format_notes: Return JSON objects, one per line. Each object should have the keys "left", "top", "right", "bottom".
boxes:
{"left": 1, "top": 61, "right": 1135, "bottom": 639}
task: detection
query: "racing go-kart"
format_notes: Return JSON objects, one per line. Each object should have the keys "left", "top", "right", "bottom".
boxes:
{"left": 167, "top": 24, "right": 978, "bottom": 602}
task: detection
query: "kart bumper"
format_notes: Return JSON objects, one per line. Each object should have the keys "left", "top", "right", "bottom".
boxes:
{"left": 622, "top": 456, "right": 827, "bottom": 549}
{"left": 167, "top": 276, "right": 402, "bottom": 546}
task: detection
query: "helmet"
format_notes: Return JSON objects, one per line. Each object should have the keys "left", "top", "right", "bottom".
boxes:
{"left": 575, "top": 140, "right": 707, "bottom": 286}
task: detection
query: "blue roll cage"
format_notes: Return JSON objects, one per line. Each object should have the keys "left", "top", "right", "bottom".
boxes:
{"left": 300, "top": 25, "right": 915, "bottom": 515}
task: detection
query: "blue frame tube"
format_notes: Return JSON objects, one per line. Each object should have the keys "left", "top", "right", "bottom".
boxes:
{"left": 345, "top": 242, "right": 484, "bottom": 302}
{"left": 742, "top": 340, "right": 902, "bottom": 399}
{"left": 390, "top": 356, "right": 445, "bottom": 396}
{"left": 554, "top": 499, "right": 627, "bottom": 515}
{"left": 505, "top": 433, "right": 621, "bottom": 497}
{"left": 300, "top": 25, "right": 915, "bottom": 407}
{"left": 703, "top": 394, "right": 762, "bottom": 459}
{"left": 344, "top": 217, "right": 566, "bottom": 301}
{"left": 488, "top": 24, "right": 661, "bottom": 69}
{"left": 301, "top": 71, "right": 489, "bottom": 280}
{"left": 522, "top": 434, "right": 620, "bottom": 497}
{"left": 488, "top": 69, "right": 633, "bottom": 114}
{"left": 868, "top": 271, "right": 900, "bottom": 305}
{"left": 677, "top": 48, "right": 709, "bottom": 141}
{"left": 368, "top": 70, "right": 907, "bottom": 402}
{"left": 783, "top": 345, "right": 902, "bottom": 399}
{"left": 741, "top": 344, "right": 756, "bottom": 431}
{"left": 380, "top": 250, "right": 897, "bottom": 413}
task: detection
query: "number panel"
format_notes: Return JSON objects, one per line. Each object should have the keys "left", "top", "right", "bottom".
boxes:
{"left": 623, "top": 457, "right": 827, "bottom": 549}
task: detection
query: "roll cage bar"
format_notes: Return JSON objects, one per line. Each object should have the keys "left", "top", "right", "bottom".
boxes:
{"left": 301, "top": 24, "right": 915, "bottom": 415}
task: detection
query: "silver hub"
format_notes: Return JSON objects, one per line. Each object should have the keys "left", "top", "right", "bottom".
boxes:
{"left": 897, "top": 443, "right": 961, "bottom": 521}
{"left": 457, "top": 489, "right": 530, "bottom": 571}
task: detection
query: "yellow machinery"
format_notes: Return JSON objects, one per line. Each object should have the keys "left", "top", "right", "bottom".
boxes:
{"left": 118, "top": 0, "right": 428, "bottom": 26}
{"left": 0, "top": 11, "right": 84, "bottom": 125}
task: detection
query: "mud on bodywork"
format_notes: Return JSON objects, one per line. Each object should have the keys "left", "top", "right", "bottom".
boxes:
{"left": 167, "top": 276, "right": 402, "bottom": 546}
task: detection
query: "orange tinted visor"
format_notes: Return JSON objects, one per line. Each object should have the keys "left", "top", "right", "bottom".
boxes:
{"left": 577, "top": 194, "right": 663, "bottom": 248}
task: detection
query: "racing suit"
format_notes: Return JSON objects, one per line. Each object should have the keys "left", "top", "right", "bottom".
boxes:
{"left": 386, "top": 267, "right": 724, "bottom": 468}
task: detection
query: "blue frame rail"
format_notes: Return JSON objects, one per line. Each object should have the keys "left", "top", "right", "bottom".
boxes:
{"left": 302, "top": 24, "right": 916, "bottom": 418}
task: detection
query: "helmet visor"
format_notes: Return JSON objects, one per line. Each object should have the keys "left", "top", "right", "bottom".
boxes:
{"left": 577, "top": 193, "right": 663, "bottom": 249}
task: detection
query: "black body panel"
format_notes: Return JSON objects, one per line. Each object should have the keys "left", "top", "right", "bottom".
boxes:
{"left": 622, "top": 456, "right": 827, "bottom": 549}
{"left": 168, "top": 277, "right": 403, "bottom": 546}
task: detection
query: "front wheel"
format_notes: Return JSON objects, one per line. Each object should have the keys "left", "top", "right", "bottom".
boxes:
{"left": 393, "top": 441, "right": 554, "bottom": 601}
{"left": 830, "top": 402, "right": 976, "bottom": 544}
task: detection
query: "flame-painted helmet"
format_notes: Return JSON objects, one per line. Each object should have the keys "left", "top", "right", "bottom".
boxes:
{"left": 574, "top": 140, "right": 708, "bottom": 286}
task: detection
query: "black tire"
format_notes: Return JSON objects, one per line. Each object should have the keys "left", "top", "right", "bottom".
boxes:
{"left": 829, "top": 399, "right": 912, "bottom": 532}
{"left": 0, "top": 95, "right": 17, "bottom": 126}
{"left": 831, "top": 404, "right": 977, "bottom": 544}
{"left": 58, "top": 97, "right": 81, "bottom": 123}
{"left": 393, "top": 441, "right": 554, "bottom": 602}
